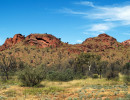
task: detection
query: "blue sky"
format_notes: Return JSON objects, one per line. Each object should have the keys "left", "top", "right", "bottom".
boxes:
{"left": 0, "top": 0, "right": 130, "bottom": 45}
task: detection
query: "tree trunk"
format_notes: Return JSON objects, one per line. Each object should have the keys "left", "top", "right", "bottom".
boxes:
{"left": 5, "top": 72, "right": 9, "bottom": 80}
{"left": 100, "top": 70, "right": 102, "bottom": 79}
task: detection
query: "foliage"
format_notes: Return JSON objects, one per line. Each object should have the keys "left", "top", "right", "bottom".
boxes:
{"left": 73, "top": 53, "right": 101, "bottom": 78}
{"left": 18, "top": 66, "right": 44, "bottom": 87}
{"left": 46, "top": 68, "right": 74, "bottom": 81}
{"left": 106, "top": 63, "right": 119, "bottom": 80}
{"left": 92, "top": 74, "right": 98, "bottom": 79}
{"left": 123, "top": 75, "right": 130, "bottom": 84}
{"left": 43, "top": 86, "right": 64, "bottom": 94}
{"left": 0, "top": 55, "right": 17, "bottom": 81}
{"left": 122, "top": 62, "right": 130, "bottom": 75}
{"left": 4, "top": 90, "right": 16, "bottom": 97}
{"left": 23, "top": 88, "right": 43, "bottom": 95}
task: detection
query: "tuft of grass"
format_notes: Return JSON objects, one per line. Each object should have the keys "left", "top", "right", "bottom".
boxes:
{"left": 23, "top": 88, "right": 43, "bottom": 95}
{"left": 125, "top": 94, "right": 130, "bottom": 99}
{"left": 0, "top": 96, "right": 6, "bottom": 100}
{"left": 4, "top": 90, "right": 16, "bottom": 97}
{"left": 43, "top": 86, "right": 64, "bottom": 94}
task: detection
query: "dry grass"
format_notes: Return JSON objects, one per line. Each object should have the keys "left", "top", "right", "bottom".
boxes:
{"left": 0, "top": 78, "right": 129, "bottom": 100}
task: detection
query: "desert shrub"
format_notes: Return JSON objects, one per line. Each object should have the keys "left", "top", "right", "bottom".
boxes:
{"left": 122, "top": 62, "right": 130, "bottom": 75}
{"left": 61, "top": 68, "right": 74, "bottom": 81}
{"left": 46, "top": 68, "right": 74, "bottom": 81}
{"left": 0, "top": 55, "right": 17, "bottom": 81}
{"left": 92, "top": 74, "right": 98, "bottom": 79}
{"left": 123, "top": 75, "right": 130, "bottom": 84}
{"left": 18, "top": 66, "right": 44, "bottom": 87}
{"left": 105, "top": 63, "right": 119, "bottom": 80}
{"left": 46, "top": 71, "right": 59, "bottom": 81}
{"left": 106, "top": 71, "right": 119, "bottom": 80}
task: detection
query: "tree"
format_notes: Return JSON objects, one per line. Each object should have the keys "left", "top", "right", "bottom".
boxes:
{"left": 96, "top": 61, "right": 108, "bottom": 79}
{"left": 122, "top": 62, "right": 130, "bottom": 75}
{"left": 74, "top": 53, "right": 101, "bottom": 76}
{"left": 106, "top": 62, "right": 119, "bottom": 80}
{"left": 0, "top": 55, "right": 17, "bottom": 81}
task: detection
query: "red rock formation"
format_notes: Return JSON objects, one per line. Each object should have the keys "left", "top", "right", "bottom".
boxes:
{"left": 24, "top": 34, "right": 62, "bottom": 48}
{"left": 0, "top": 34, "right": 25, "bottom": 51}
{"left": 0, "top": 33, "right": 63, "bottom": 51}
{"left": 0, "top": 33, "right": 128, "bottom": 53}
{"left": 83, "top": 33, "right": 117, "bottom": 45}
{"left": 122, "top": 39, "right": 130, "bottom": 46}
{"left": 82, "top": 33, "right": 118, "bottom": 52}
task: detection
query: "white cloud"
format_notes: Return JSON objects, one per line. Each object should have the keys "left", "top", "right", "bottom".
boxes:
{"left": 83, "top": 32, "right": 99, "bottom": 36}
{"left": 62, "top": 2, "right": 130, "bottom": 25}
{"left": 83, "top": 23, "right": 115, "bottom": 36}
{"left": 89, "top": 24, "right": 110, "bottom": 32}
{"left": 89, "top": 6, "right": 130, "bottom": 25}
{"left": 61, "top": 8, "right": 87, "bottom": 15}
{"left": 61, "top": 1, "right": 130, "bottom": 35}
{"left": 77, "top": 40, "right": 83, "bottom": 43}
{"left": 75, "top": 1, "right": 95, "bottom": 7}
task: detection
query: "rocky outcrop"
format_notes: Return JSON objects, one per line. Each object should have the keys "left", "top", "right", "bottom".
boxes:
{"left": 83, "top": 33, "right": 117, "bottom": 45}
{"left": 0, "top": 34, "right": 25, "bottom": 51}
{"left": 24, "top": 34, "right": 63, "bottom": 48}
{"left": 82, "top": 33, "right": 119, "bottom": 52}
{"left": 0, "top": 33, "right": 129, "bottom": 53}
{"left": 0, "top": 33, "right": 63, "bottom": 51}
{"left": 122, "top": 40, "right": 130, "bottom": 46}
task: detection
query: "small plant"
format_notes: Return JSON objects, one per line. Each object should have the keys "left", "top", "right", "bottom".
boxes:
{"left": 4, "top": 90, "right": 16, "bottom": 97}
{"left": 123, "top": 75, "right": 130, "bottom": 84}
{"left": 23, "top": 88, "right": 43, "bottom": 95}
{"left": 43, "top": 86, "right": 64, "bottom": 94}
{"left": 67, "top": 97, "right": 72, "bottom": 100}
{"left": 114, "top": 91, "right": 119, "bottom": 96}
{"left": 73, "top": 97, "right": 78, "bottom": 100}
{"left": 0, "top": 96, "right": 6, "bottom": 100}
{"left": 92, "top": 74, "right": 99, "bottom": 79}
{"left": 125, "top": 94, "right": 130, "bottom": 99}
{"left": 87, "top": 94, "right": 92, "bottom": 98}
{"left": 116, "top": 97, "right": 124, "bottom": 100}
{"left": 105, "top": 98, "right": 110, "bottom": 100}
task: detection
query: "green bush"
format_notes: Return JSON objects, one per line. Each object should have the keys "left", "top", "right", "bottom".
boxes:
{"left": 46, "top": 71, "right": 59, "bottom": 81}
{"left": 18, "top": 66, "right": 44, "bottom": 87}
{"left": 106, "top": 71, "right": 119, "bottom": 80}
{"left": 92, "top": 74, "right": 98, "bottom": 79}
{"left": 46, "top": 68, "right": 74, "bottom": 81}
{"left": 123, "top": 75, "right": 130, "bottom": 84}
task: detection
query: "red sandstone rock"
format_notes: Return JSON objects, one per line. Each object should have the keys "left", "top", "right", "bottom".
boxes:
{"left": 82, "top": 33, "right": 117, "bottom": 45}
{"left": 0, "top": 33, "right": 63, "bottom": 51}
{"left": 24, "top": 34, "right": 62, "bottom": 48}
{"left": 0, "top": 34, "right": 25, "bottom": 51}
{"left": 81, "top": 33, "right": 118, "bottom": 52}
{"left": 0, "top": 33, "right": 128, "bottom": 53}
{"left": 122, "top": 39, "right": 130, "bottom": 46}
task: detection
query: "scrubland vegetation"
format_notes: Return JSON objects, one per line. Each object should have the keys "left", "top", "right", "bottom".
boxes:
{"left": 0, "top": 51, "right": 129, "bottom": 100}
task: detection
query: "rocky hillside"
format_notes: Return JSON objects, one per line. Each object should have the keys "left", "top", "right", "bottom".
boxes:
{"left": 0, "top": 34, "right": 25, "bottom": 51}
{"left": 0, "top": 33, "right": 63, "bottom": 51}
{"left": 122, "top": 39, "right": 130, "bottom": 46}
{"left": 81, "top": 33, "right": 121, "bottom": 51}
{"left": 0, "top": 33, "right": 129, "bottom": 66}
{"left": 24, "top": 34, "right": 63, "bottom": 48}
